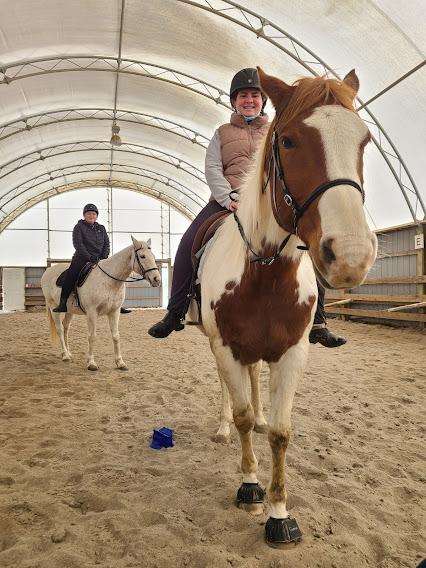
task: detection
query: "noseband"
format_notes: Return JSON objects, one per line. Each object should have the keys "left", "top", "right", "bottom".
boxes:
{"left": 234, "top": 128, "right": 364, "bottom": 266}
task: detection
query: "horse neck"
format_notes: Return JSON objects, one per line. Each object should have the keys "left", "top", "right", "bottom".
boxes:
{"left": 100, "top": 246, "right": 134, "bottom": 282}
{"left": 235, "top": 140, "right": 300, "bottom": 260}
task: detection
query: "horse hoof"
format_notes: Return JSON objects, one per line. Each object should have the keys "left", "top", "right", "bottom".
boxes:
{"left": 265, "top": 517, "right": 302, "bottom": 548}
{"left": 211, "top": 433, "right": 230, "bottom": 444}
{"left": 237, "top": 483, "right": 265, "bottom": 515}
{"left": 117, "top": 365, "right": 128, "bottom": 371}
{"left": 62, "top": 356, "right": 71, "bottom": 362}
{"left": 87, "top": 364, "right": 98, "bottom": 372}
{"left": 254, "top": 422, "right": 268, "bottom": 434}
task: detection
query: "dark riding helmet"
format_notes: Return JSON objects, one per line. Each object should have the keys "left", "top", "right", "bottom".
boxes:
{"left": 83, "top": 203, "right": 99, "bottom": 216}
{"left": 229, "top": 67, "right": 267, "bottom": 110}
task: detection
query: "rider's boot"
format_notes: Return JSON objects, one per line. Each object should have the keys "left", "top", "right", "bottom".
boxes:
{"left": 148, "top": 311, "right": 184, "bottom": 338}
{"left": 52, "top": 290, "right": 69, "bottom": 313}
{"left": 309, "top": 325, "right": 347, "bottom": 348}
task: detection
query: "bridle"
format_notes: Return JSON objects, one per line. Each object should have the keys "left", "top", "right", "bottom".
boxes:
{"left": 234, "top": 127, "right": 364, "bottom": 266}
{"left": 95, "top": 245, "right": 159, "bottom": 283}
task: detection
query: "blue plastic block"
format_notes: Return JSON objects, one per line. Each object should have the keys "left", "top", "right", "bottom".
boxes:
{"left": 150, "top": 427, "right": 174, "bottom": 449}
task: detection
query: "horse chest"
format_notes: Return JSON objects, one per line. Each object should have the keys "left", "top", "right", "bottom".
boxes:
{"left": 213, "top": 259, "right": 315, "bottom": 365}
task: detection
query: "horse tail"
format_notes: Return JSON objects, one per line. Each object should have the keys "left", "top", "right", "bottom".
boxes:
{"left": 47, "top": 307, "right": 59, "bottom": 344}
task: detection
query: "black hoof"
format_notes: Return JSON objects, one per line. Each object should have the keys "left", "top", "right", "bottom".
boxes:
{"left": 265, "top": 517, "right": 302, "bottom": 547}
{"left": 236, "top": 482, "right": 265, "bottom": 505}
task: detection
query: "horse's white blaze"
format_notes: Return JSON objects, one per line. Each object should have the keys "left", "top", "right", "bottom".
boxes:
{"left": 304, "top": 106, "right": 376, "bottom": 286}
{"left": 304, "top": 106, "right": 368, "bottom": 234}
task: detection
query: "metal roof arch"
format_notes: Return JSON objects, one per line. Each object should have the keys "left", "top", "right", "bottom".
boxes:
{"left": 0, "top": 179, "right": 195, "bottom": 233}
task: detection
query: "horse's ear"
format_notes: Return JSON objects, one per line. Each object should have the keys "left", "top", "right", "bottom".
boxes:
{"left": 146, "top": 238, "right": 151, "bottom": 247}
{"left": 257, "top": 66, "right": 294, "bottom": 114}
{"left": 343, "top": 69, "right": 359, "bottom": 97}
{"left": 131, "top": 235, "right": 138, "bottom": 247}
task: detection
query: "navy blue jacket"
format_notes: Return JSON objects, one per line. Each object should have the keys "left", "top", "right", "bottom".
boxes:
{"left": 72, "top": 220, "right": 110, "bottom": 262}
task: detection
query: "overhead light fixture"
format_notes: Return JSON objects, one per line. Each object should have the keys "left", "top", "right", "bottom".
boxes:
{"left": 110, "top": 122, "right": 122, "bottom": 146}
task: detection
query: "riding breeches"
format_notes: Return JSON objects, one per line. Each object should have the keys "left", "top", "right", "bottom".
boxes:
{"left": 167, "top": 200, "right": 226, "bottom": 316}
{"left": 60, "top": 256, "right": 88, "bottom": 300}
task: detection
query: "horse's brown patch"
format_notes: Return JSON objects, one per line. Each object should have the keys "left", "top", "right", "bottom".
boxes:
{"left": 214, "top": 255, "right": 315, "bottom": 365}
{"left": 225, "top": 280, "right": 236, "bottom": 291}
{"left": 268, "top": 428, "right": 290, "bottom": 504}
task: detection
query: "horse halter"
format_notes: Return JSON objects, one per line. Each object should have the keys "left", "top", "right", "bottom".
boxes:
{"left": 268, "top": 130, "right": 365, "bottom": 234}
{"left": 132, "top": 246, "right": 159, "bottom": 280}
{"left": 96, "top": 245, "right": 158, "bottom": 283}
{"left": 234, "top": 128, "right": 365, "bottom": 266}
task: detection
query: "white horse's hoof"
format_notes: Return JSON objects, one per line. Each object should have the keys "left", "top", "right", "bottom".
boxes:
{"left": 62, "top": 354, "right": 71, "bottom": 362}
{"left": 116, "top": 363, "right": 128, "bottom": 371}
{"left": 254, "top": 422, "right": 268, "bottom": 434}
{"left": 211, "top": 433, "right": 231, "bottom": 444}
{"left": 87, "top": 364, "right": 98, "bottom": 372}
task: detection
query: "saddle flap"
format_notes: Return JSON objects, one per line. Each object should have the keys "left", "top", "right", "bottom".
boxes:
{"left": 55, "top": 262, "right": 96, "bottom": 288}
{"left": 191, "top": 211, "right": 230, "bottom": 265}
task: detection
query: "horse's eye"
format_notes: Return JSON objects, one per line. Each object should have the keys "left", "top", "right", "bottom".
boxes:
{"left": 282, "top": 137, "right": 295, "bottom": 149}
{"left": 140, "top": 255, "right": 146, "bottom": 259}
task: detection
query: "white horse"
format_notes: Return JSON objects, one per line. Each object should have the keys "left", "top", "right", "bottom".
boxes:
{"left": 188, "top": 68, "right": 377, "bottom": 546}
{"left": 41, "top": 236, "right": 161, "bottom": 371}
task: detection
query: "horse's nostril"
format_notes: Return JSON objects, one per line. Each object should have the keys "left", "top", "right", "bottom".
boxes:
{"left": 322, "top": 238, "right": 336, "bottom": 265}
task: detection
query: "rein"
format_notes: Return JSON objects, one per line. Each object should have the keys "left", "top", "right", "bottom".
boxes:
{"left": 234, "top": 128, "right": 364, "bottom": 265}
{"left": 95, "top": 246, "right": 158, "bottom": 282}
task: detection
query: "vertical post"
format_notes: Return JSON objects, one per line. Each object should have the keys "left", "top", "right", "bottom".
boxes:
{"left": 46, "top": 197, "right": 51, "bottom": 262}
{"left": 160, "top": 200, "right": 164, "bottom": 259}
{"left": 168, "top": 203, "right": 171, "bottom": 261}
{"left": 110, "top": 186, "right": 114, "bottom": 255}
{"left": 416, "top": 222, "right": 426, "bottom": 330}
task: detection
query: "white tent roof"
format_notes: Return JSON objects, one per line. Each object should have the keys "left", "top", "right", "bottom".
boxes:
{"left": 0, "top": 0, "right": 425, "bottom": 231}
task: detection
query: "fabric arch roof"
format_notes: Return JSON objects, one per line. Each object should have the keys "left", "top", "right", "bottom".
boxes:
{"left": 0, "top": 0, "right": 424, "bottom": 232}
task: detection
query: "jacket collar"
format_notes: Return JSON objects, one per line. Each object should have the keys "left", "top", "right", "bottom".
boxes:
{"left": 230, "top": 112, "right": 269, "bottom": 129}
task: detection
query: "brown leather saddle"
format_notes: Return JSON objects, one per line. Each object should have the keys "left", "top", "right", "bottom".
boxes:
{"left": 187, "top": 210, "right": 230, "bottom": 323}
{"left": 56, "top": 262, "right": 96, "bottom": 288}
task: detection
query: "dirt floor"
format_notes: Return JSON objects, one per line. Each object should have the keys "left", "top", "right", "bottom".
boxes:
{"left": 0, "top": 309, "right": 424, "bottom": 568}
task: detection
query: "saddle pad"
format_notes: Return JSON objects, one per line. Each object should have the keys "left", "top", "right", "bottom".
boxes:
{"left": 56, "top": 262, "right": 96, "bottom": 288}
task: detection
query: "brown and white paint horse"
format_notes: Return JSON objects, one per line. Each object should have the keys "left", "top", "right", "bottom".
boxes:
{"left": 190, "top": 68, "right": 377, "bottom": 546}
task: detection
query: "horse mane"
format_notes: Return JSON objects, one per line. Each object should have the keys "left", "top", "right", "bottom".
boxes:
{"left": 277, "top": 75, "right": 357, "bottom": 127}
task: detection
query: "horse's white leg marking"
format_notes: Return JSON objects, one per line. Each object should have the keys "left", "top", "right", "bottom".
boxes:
{"left": 86, "top": 311, "right": 98, "bottom": 371}
{"left": 51, "top": 310, "right": 71, "bottom": 361}
{"left": 108, "top": 309, "right": 127, "bottom": 370}
{"left": 62, "top": 313, "right": 73, "bottom": 358}
{"left": 250, "top": 362, "right": 267, "bottom": 433}
{"left": 213, "top": 372, "right": 233, "bottom": 443}
{"left": 210, "top": 338, "right": 258, "bottom": 484}
{"left": 268, "top": 339, "right": 310, "bottom": 519}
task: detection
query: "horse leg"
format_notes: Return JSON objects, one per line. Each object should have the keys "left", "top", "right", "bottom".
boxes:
{"left": 210, "top": 339, "right": 264, "bottom": 515}
{"left": 86, "top": 312, "right": 98, "bottom": 371}
{"left": 265, "top": 341, "right": 308, "bottom": 547}
{"left": 108, "top": 309, "right": 128, "bottom": 370}
{"left": 52, "top": 310, "right": 71, "bottom": 361}
{"left": 249, "top": 361, "right": 268, "bottom": 434}
{"left": 212, "top": 372, "right": 233, "bottom": 443}
{"left": 63, "top": 313, "right": 73, "bottom": 359}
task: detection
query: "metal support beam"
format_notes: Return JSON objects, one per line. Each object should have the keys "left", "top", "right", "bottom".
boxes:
{"left": 0, "top": 179, "right": 195, "bottom": 232}
{"left": 0, "top": 108, "right": 210, "bottom": 147}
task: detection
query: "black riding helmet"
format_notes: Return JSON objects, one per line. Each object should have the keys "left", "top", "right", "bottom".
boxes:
{"left": 230, "top": 67, "right": 267, "bottom": 111}
{"left": 83, "top": 203, "right": 99, "bottom": 215}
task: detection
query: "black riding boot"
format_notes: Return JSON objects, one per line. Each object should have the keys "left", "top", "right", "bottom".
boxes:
{"left": 53, "top": 290, "right": 69, "bottom": 312}
{"left": 309, "top": 325, "right": 347, "bottom": 348}
{"left": 148, "top": 311, "right": 184, "bottom": 338}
